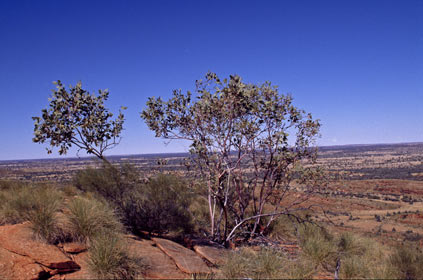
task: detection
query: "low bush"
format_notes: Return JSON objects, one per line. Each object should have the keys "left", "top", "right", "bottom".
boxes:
{"left": 27, "top": 186, "right": 63, "bottom": 243}
{"left": 74, "top": 165, "right": 194, "bottom": 235}
{"left": 65, "top": 196, "right": 123, "bottom": 242}
{"left": 389, "top": 245, "right": 423, "bottom": 279}
{"left": 266, "top": 213, "right": 309, "bottom": 240}
{"left": 282, "top": 258, "right": 315, "bottom": 279}
{"left": 221, "top": 247, "right": 286, "bottom": 278}
{"left": 334, "top": 233, "right": 395, "bottom": 279}
{"left": 297, "top": 224, "right": 336, "bottom": 269}
{"left": 0, "top": 183, "right": 37, "bottom": 224}
{"left": 61, "top": 184, "right": 80, "bottom": 197}
{"left": 73, "top": 163, "right": 138, "bottom": 203}
{"left": 0, "top": 184, "right": 64, "bottom": 243}
{"left": 122, "top": 173, "right": 193, "bottom": 235}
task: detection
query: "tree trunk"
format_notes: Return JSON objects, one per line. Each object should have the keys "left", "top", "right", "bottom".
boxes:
{"left": 334, "top": 258, "right": 341, "bottom": 280}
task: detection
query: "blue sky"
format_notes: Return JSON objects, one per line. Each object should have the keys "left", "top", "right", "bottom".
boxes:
{"left": 0, "top": 0, "right": 421, "bottom": 160}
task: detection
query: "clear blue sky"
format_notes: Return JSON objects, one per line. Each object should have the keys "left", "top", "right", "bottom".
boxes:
{"left": 0, "top": 0, "right": 421, "bottom": 160}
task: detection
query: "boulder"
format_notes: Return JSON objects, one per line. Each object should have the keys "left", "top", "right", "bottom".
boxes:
{"left": 61, "top": 242, "right": 87, "bottom": 254}
{"left": 152, "top": 237, "right": 211, "bottom": 274}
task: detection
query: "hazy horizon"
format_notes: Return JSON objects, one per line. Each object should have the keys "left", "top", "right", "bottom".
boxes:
{"left": 1, "top": 141, "right": 422, "bottom": 162}
{"left": 0, "top": 0, "right": 421, "bottom": 161}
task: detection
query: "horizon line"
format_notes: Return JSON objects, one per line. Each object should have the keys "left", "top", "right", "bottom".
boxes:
{"left": 1, "top": 141, "right": 422, "bottom": 163}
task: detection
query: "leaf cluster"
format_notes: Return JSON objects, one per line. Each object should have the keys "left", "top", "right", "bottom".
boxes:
{"left": 32, "top": 81, "right": 125, "bottom": 159}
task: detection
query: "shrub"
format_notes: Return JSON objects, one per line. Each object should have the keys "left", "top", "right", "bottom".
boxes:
{"left": 73, "top": 163, "right": 137, "bottom": 202}
{"left": 188, "top": 195, "right": 210, "bottom": 234}
{"left": 88, "top": 232, "right": 144, "bottom": 279}
{"left": 0, "top": 180, "right": 26, "bottom": 190}
{"left": 121, "top": 173, "right": 194, "bottom": 235}
{"left": 61, "top": 184, "right": 80, "bottom": 197}
{"left": 27, "top": 186, "right": 63, "bottom": 243}
{"left": 389, "top": 245, "right": 423, "bottom": 279}
{"left": 266, "top": 213, "right": 310, "bottom": 240}
{"left": 297, "top": 224, "right": 336, "bottom": 269}
{"left": 340, "top": 255, "right": 369, "bottom": 279}
{"left": 0, "top": 184, "right": 35, "bottom": 224}
{"left": 65, "top": 196, "right": 123, "bottom": 242}
{"left": 337, "top": 234, "right": 396, "bottom": 279}
{"left": 221, "top": 248, "right": 250, "bottom": 278}
{"left": 221, "top": 247, "right": 285, "bottom": 278}
{"left": 74, "top": 165, "right": 194, "bottom": 235}
{"left": 282, "top": 258, "right": 315, "bottom": 279}
{"left": 337, "top": 232, "right": 366, "bottom": 258}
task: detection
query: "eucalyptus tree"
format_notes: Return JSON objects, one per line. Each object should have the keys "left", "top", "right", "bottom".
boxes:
{"left": 32, "top": 81, "right": 125, "bottom": 163}
{"left": 142, "top": 72, "right": 324, "bottom": 243}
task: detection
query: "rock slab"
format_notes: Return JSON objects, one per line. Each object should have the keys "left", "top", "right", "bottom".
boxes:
{"left": 0, "top": 246, "right": 46, "bottom": 280}
{"left": 0, "top": 223, "right": 80, "bottom": 276}
{"left": 193, "top": 245, "right": 228, "bottom": 266}
{"left": 152, "top": 237, "right": 211, "bottom": 274}
{"left": 128, "top": 238, "right": 188, "bottom": 279}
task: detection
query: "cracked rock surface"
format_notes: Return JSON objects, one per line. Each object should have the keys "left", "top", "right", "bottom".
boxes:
{"left": 0, "top": 223, "right": 228, "bottom": 279}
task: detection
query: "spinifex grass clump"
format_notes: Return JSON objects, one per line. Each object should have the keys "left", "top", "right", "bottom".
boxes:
{"left": 27, "top": 186, "right": 63, "bottom": 243}
{"left": 0, "top": 183, "right": 64, "bottom": 243}
{"left": 295, "top": 224, "right": 397, "bottom": 279}
{"left": 389, "top": 244, "right": 423, "bottom": 279}
{"left": 222, "top": 247, "right": 286, "bottom": 278}
{"left": 88, "top": 232, "right": 145, "bottom": 279}
{"left": 297, "top": 224, "right": 336, "bottom": 269}
{"left": 63, "top": 195, "right": 145, "bottom": 279}
{"left": 65, "top": 195, "right": 123, "bottom": 242}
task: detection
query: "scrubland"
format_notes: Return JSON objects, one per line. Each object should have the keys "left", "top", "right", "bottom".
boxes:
{"left": 0, "top": 143, "right": 423, "bottom": 279}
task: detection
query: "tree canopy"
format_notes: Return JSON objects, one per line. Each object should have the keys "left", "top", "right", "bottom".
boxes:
{"left": 33, "top": 81, "right": 125, "bottom": 162}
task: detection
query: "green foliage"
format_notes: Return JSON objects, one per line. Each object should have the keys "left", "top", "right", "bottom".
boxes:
{"left": 188, "top": 194, "right": 210, "bottom": 234}
{"left": 66, "top": 196, "right": 123, "bottom": 242}
{"left": 32, "top": 81, "right": 125, "bottom": 160}
{"left": 88, "top": 233, "right": 145, "bottom": 279}
{"left": 141, "top": 72, "right": 322, "bottom": 241}
{"left": 73, "top": 163, "right": 137, "bottom": 203}
{"left": 73, "top": 165, "right": 193, "bottom": 235}
{"left": 120, "top": 173, "right": 194, "bottom": 235}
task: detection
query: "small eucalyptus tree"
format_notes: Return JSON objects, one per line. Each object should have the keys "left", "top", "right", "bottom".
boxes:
{"left": 33, "top": 81, "right": 125, "bottom": 163}
{"left": 142, "top": 72, "right": 324, "bottom": 243}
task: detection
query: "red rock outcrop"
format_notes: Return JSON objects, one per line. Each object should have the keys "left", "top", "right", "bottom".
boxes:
{"left": 152, "top": 237, "right": 211, "bottom": 274}
{"left": 128, "top": 237, "right": 188, "bottom": 279}
{"left": 0, "top": 223, "right": 80, "bottom": 279}
{"left": 193, "top": 245, "right": 228, "bottom": 266}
